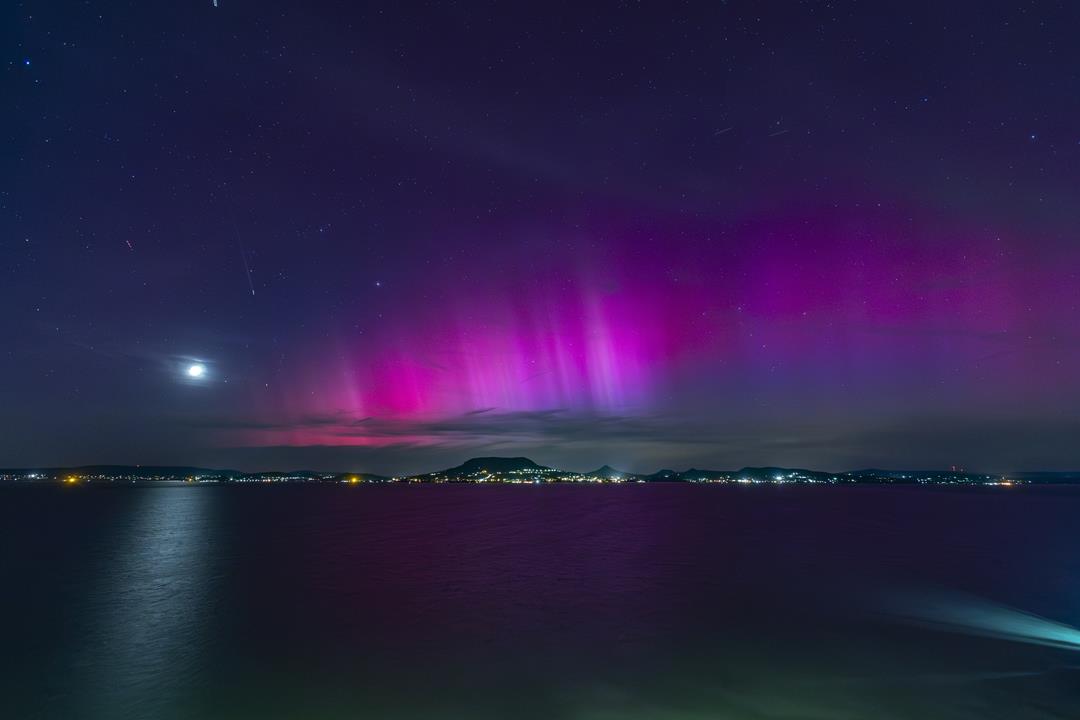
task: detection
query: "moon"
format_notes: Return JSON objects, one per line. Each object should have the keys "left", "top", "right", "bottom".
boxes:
{"left": 187, "top": 363, "right": 207, "bottom": 378}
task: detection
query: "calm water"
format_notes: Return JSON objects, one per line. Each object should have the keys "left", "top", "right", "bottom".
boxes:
{"left": 3, "top": 484, "right": 1080, "bottom": 719}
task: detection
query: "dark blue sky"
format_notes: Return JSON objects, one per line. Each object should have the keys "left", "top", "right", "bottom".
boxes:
{"left": 4, "top": 1, "right": 1080, "bottom": 474}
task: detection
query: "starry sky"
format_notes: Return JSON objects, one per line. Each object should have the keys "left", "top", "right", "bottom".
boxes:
{"left": 4, "top": 1, "right": 1080, "bottom": 474}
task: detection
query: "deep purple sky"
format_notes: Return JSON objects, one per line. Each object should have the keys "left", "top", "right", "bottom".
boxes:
{"left": 3, "top": 1, "right": 1079, "bottom": 474}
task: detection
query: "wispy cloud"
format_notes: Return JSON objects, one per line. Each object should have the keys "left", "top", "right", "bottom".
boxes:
{"left": 193, "top": 408, "right": 856, "bottom": 475}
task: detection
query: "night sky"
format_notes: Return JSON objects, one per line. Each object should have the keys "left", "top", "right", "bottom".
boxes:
{"left": 4, "top": 2, "right": 1080, "bottom": 474}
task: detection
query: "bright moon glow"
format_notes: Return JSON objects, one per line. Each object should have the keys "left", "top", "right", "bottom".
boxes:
{"left": 187, "top": 363, "right": 206, "bottom": 378}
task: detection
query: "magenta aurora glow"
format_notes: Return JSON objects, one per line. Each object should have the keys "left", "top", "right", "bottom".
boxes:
{"left": 4, "top": 3, "right": 1080, "bottom": 474}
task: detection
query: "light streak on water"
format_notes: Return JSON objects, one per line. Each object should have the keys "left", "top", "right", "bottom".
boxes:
{"left": 883, "top": 590, "right": 1080, "bottom": 651}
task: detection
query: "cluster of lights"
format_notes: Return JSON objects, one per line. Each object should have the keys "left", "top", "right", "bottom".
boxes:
{"left": 0, "top": 469, "right": 1033, "bottom": 486}
{"left": 413, "top": 467, "right": 636, "bottom": 484}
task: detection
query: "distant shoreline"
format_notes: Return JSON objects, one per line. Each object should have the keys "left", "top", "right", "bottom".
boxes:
{"left": 3, "top": 456, "right": 1079, "bottom": 486}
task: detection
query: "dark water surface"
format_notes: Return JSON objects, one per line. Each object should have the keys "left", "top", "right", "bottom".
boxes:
{"left": 3, "top": 484, "right": 1080, "bottom": 719}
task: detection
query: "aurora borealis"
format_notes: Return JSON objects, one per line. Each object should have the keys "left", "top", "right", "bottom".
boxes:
{"left": 4, "top": 2, "right": 1080, "bottom": 474}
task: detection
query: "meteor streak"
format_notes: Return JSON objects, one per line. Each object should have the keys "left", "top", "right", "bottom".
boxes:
{"left": 238, "top": 243, "right": 255, "bottom": 297}
{"left": 230, "top": 216, "right": 255, "bottom": 297}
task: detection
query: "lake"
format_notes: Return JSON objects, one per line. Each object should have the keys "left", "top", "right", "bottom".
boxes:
{"left": 2, "top": 484, "right": 1079, "bottom": 719}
